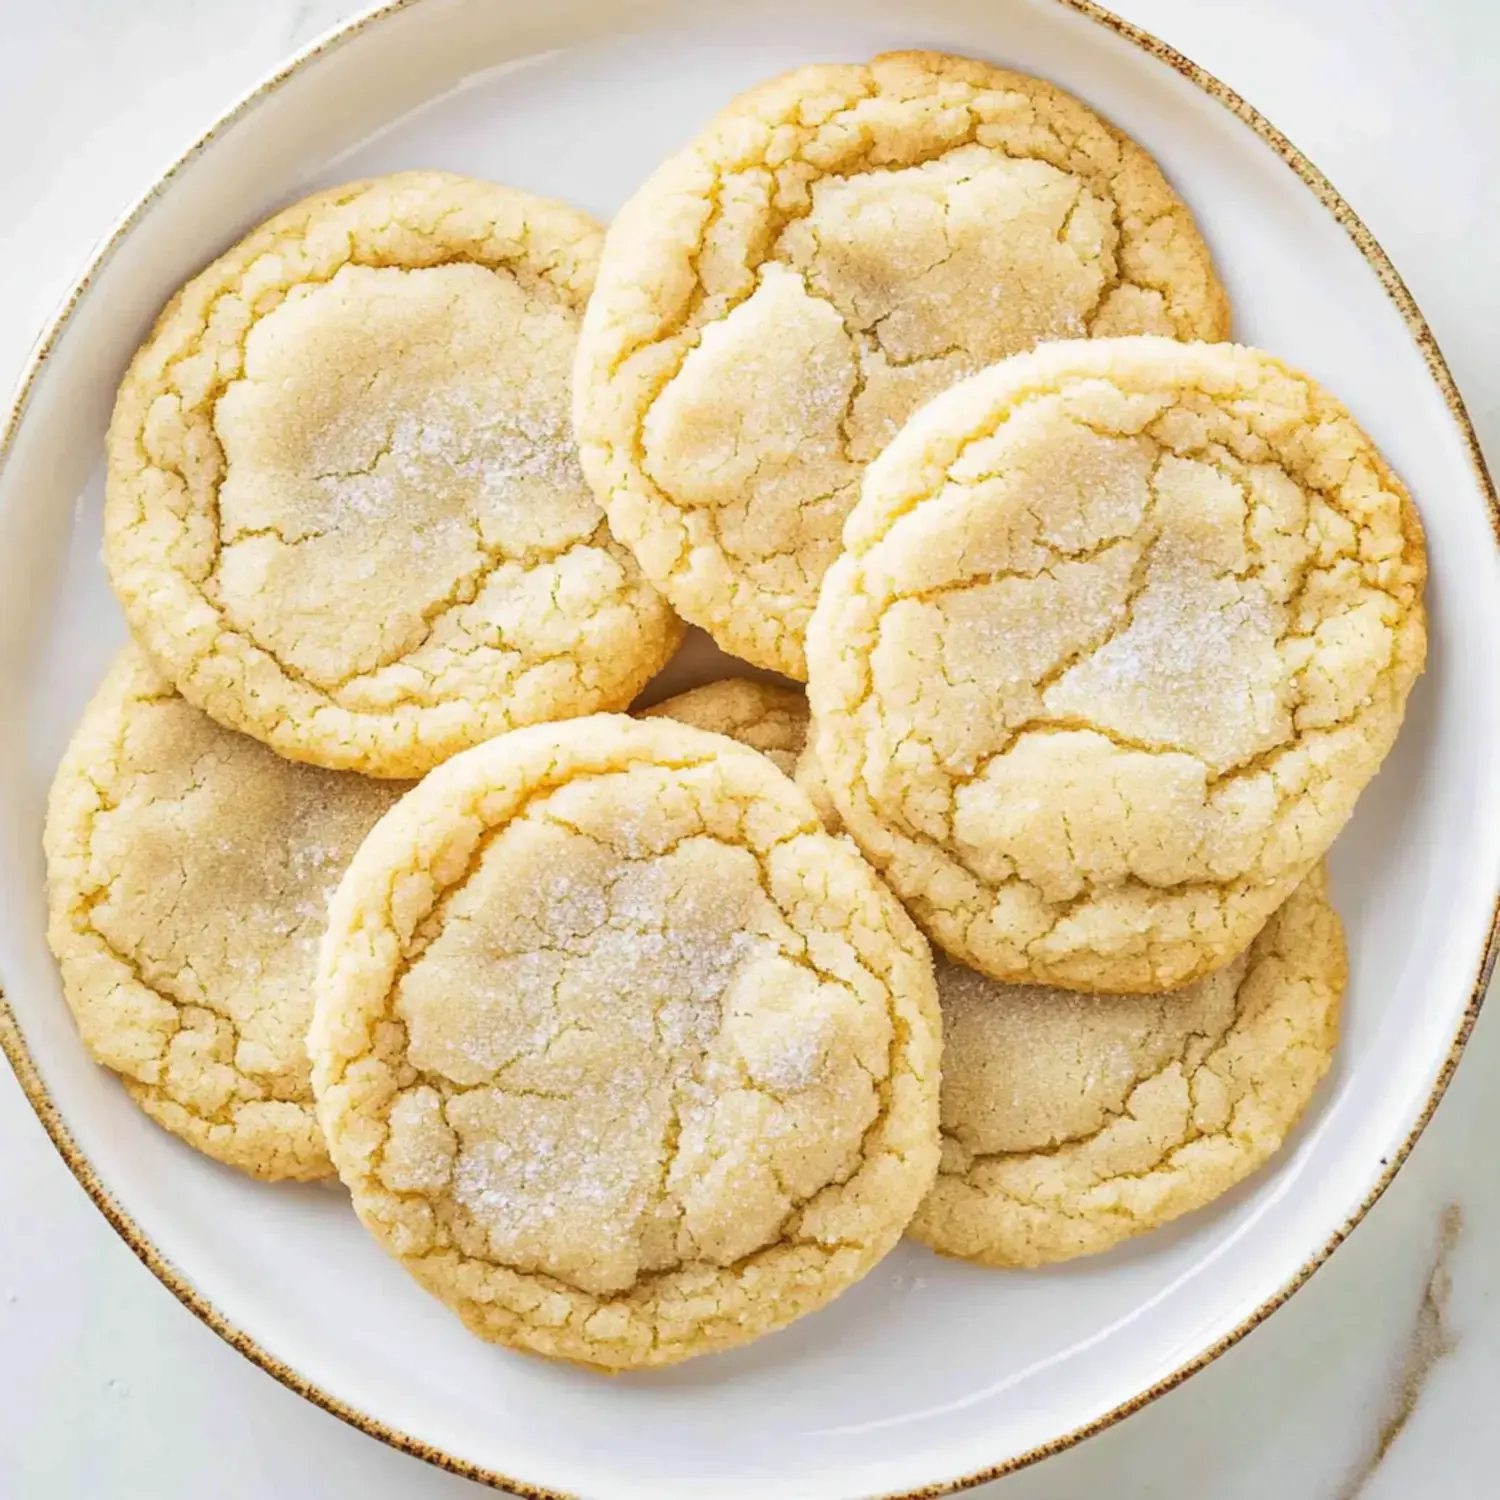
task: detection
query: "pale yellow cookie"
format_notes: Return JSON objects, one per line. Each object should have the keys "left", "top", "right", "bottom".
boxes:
{"left": 910, "top": 867, "right": 1344, "bottom": 1266}
{"left": 807, "top": 337, "right": 1425, "bottom": 992}
{"left": 106, "top": 171, "right": 682, "bottom": 779}
{"left": 794, "top": 739, "right": 844, "bottom": 835}
{"left": 310, "top": 715, "right": 940, "bottom": 1369}
{"left": 641, "top": 677, "right": 808, "bottom": 775}
{"left": 575, "top": 50, "right": 1229, "bottom": 679}
{"left": 43, "top": 648, "right": 405, "bottom": 1180}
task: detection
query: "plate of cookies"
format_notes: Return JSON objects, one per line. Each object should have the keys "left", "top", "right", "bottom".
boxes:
{"left": 3, "top": 0, "right": 1498, "bottom": 1496}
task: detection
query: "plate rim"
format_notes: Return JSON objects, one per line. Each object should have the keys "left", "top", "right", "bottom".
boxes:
{"left": 2, "top": 1, "right": 1497, "bottom": 1495}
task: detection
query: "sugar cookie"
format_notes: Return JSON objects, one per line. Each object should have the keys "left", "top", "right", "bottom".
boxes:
{"left": 807, "top": 337, "right": 1425, "bottom": 991}
{"left": 106, "top": 171, "right": 681, "bottom": 778}
{"left": 794, "top": 740, "right": 844, "bottom": 835}
{"left": 44, "top": 648, "right": 404, "bottom": 1180}
{"left": 310, "top": 715, "right": 940, "bottom": 1369}
{"left": 575, "top": 51, "right": 1229, "bottom": 677}
{"left": 642, "top": 677, "right": 808, "bottom": 775}
{"left": 910, "top": 867, "right": 1344, "bottom": 1266}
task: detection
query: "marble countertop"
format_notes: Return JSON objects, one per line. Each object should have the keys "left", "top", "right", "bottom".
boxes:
{"left": 1, "top": 1, "right": 1497, "bottom": 1495}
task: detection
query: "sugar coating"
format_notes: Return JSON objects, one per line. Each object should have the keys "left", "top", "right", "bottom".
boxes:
{"left": 910, "top": 866, "right": 1344, "bottom": 1265}
{"left": 105, "top": 171, "right": 682, "bottom": 779}
{"left": 642, "top": 677, "right": 809, "bottom": 775}
{"left": 309, "top": 715, "right": 941, "bottom": 1370}
{"left": 574, "top": 50, "right": 1230, "bottom": 678}
{"left": 43, "top": 648, "right": 405, "bottom": 1180}
{"left": 806, "top": 337, "right": 1426, "bottom": 992}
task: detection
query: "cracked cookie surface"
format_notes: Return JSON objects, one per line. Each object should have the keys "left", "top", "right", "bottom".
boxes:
{"left": 105, "top": 171, "right": 682, "bottom": 779}
{"left": 309, "top": 714, "right": 941, "bottom": 1369}
{"left": 795, "top": 738, "right": 845, "bottom": 835}
{"left": 44, "top": 648, "right": 406, "bottom": 1180}
{"left": 807, "top": 336, "right": 1425, "bottom": 992}
{"left": 642, "top": 677, "right": 808, "bottom": 775}
{"left": 910, "top": 866, "right": 1343, "bottom": 1266}
{"left": 574, "top": 50, "right": 1229, "bottom": 679}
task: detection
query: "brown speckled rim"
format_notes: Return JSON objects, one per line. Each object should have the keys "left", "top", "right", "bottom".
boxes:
{"left": 0, "top": 1, "right": 1496, "bottom": 1496}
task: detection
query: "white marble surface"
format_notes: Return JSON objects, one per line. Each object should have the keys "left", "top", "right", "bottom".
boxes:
{"left": 1, "top": 0, "right": 1497, "bottom": 1495}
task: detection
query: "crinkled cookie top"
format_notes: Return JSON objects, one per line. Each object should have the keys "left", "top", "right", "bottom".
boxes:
{"left": 44, "top": 648, "right": 404, "bottom": 1180}
{"left": 106, "top": 171, "right": 681, "bottom": 779}
{"left": 807, "top": 337, "right": 1425, "bottom": 992}
{"left": 910, "top": 865, "right": 1344, "bottom": 1266}
{"left": 309, "top": 715, "right": 940, "bottom": 1369}
{"left": 575, "top": 50, "right": 1229, "bottom": 677}
{"left": 642, "top": 676, "right": 809, "bottom": 775}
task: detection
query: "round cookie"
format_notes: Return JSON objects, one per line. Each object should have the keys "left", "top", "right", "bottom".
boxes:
{"left": 574, "top": 50, "right": 1230, "bottom": 679}
{"left": 641, "top": 677, "right": 808, "bottom": 775}
{"left": 44, "top": 648, "right": 406, "bottom": 1180}
{"left": 909, "top": 867, "right": 1344, "bottom": 1266}
{"left": 310, "top": 714, "right": 941, "bottom": 1369}
{"left": 105, "top": 171, "right": 682, "bottom": 779}
{"left": 807, "top": 336, "right": 1426, "bottom": 992}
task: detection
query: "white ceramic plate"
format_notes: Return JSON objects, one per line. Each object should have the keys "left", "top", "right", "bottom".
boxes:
{"left": 3, "top": 2, "right": 1498, "bottom": 1496}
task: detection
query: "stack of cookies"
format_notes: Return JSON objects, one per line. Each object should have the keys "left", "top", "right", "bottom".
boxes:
{"left": 43, "top": 52, "right": 1425, "bottom": 1372}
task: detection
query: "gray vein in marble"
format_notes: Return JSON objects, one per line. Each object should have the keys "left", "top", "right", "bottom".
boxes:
{"left": 1335, "top": 1203, "right": 1463, "bottom": 1499}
